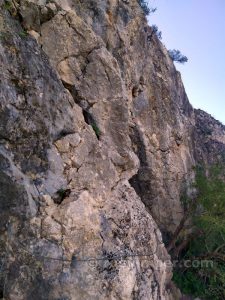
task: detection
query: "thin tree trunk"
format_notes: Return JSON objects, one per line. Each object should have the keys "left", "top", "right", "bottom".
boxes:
{"left": 167, "top": 213, "right": 190, "bottom": 252}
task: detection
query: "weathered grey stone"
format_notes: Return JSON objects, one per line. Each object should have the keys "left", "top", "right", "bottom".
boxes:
{"left": 1, "top": 0, "right": 225, "bottom": 299}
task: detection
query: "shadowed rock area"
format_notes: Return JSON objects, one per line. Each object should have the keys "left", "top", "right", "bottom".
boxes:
{"left": 0, "top": 1, "right": 225, "bottom": 299}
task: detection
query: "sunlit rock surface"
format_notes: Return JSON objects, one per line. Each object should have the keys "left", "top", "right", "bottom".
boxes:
{"left": 0, "top": 1, "right": 225, "bottom": 299}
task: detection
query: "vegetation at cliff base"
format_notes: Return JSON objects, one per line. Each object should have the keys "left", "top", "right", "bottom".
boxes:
{"left": 168, "top": 165, "right": 225, "bottom": 299}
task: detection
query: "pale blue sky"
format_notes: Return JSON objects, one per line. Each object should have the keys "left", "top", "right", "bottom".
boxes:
{"left": 148, "top": 0, "right": 225, "bottom": 124}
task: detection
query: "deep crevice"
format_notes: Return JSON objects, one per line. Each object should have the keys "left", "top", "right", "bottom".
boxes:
{"left": 62, "top": 81, "right": 80, "bottom": 102}
{"left": 61, "top": 81, "right": 101, "bottom": 139}
{"left": 129, "top": 126, "right": 154, "bottom": 211}
{"left": 83, "top": 109, "right": 101, "bottom": 140}
{"left": 54, "top": 130, "right": 76, "bottom": 142}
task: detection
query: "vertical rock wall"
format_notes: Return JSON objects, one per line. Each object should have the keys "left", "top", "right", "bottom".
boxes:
{"left": 0, "top": 1, "right": 225, "bottom": 299}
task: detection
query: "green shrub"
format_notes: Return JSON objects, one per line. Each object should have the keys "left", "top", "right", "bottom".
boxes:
{"left": 138, "top": 0, "right": 157, "bottom": 16}
{"left": 3, "top": 1, "right": 12, "bottom": 11}
{"left": 151, "top": 24, "right": 162, "bottom": 40}
{"left": 168, "top": 49, "right": 188, "bottom": 64}
{"left": 170, "top": 165, "right": 225, "bottom": 299}
{"left": 91, "top": 123, "right": 101, "bottom": 139}
{"left": 18, "top": 30, "right": 28, "bottom": 38}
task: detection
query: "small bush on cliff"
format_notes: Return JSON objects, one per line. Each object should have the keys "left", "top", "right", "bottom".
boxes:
{"left": 168, "top": 165, "right": 225, "bottom": 299}
{"left": 151, "top": 25, "right": 162, "bottom": 40}
{"left": 168, "top": 49, "right": 188, "bottom": 64}
{"left": 138, "top": 0, "right": 157, "bottom": 16}
{"left": 3, "top": 1, "right": 12, "bottom": 10}
{"left": 18, "top": 30, "right": 28, "bottom": 38}
{"left": 91, "top": 123, "right": 101, "bottom": 139}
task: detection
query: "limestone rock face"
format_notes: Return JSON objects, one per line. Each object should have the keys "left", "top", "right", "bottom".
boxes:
{"left": 0, "top": 1, "right": 225, "bottom": 300}
{"left": 194, "top": 109, "right": 225, "bottom": 164}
